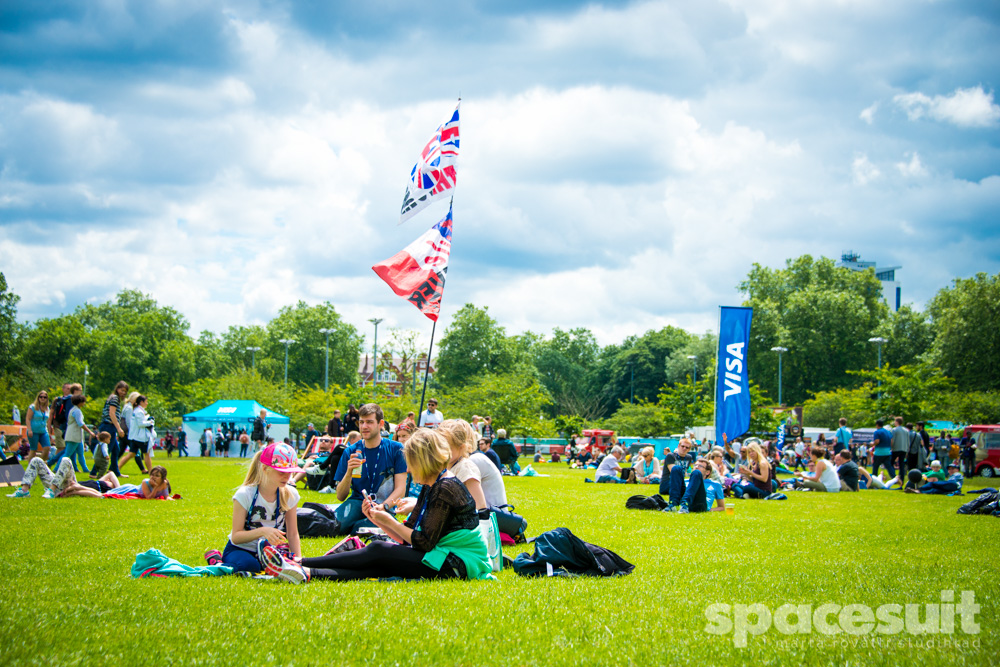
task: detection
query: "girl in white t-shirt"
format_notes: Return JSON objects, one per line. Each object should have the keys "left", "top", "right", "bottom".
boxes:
{"left": 436, "top": 419, "right": 488, "bottom": 511}
{"left": 211, "top": 443, "right": 307, "bottom": 579}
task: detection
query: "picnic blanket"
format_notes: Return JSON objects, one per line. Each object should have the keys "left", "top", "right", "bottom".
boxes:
{"left": 104, "top": 492, "right": 182, "bottom": 500}
{"left": 131, "top": 548, "right": 233, "bottom": 578}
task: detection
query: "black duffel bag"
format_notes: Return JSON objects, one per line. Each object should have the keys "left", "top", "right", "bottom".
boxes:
{"left": 490, "top": 503, "right": 527, "bottom": 542}
{"left": 297, "top": 502, "right": 341, "bottom": 537}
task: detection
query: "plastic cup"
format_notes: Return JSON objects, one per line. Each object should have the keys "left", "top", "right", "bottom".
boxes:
{"left": 725, "top": 503, "right": 735, "bottom": 516}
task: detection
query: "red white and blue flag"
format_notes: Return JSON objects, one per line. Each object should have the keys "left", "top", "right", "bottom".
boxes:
{"left": 399, "top": 102, "right": 460, "bottom": 224}
{"left": 373, "top": 209, "right": 453, "bottom": 321}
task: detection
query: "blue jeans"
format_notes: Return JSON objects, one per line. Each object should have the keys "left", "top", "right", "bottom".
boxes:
{"left": 681, "top": 469, "right": 708, "bottom": 512}
{"left": 660, "top": 465, "right": 686, "bottom": 504}
{"left": 222, "top": 541, "right": 261, "bottom": 573}
{"left": 333, "top": 498, "right": 377, "bottom": 536}
{"left": 63, "top": 441, "right": 88, "bottom": 473}
{"left": 29, "top": 430, "right": 50, "bottom": 451}
{"left": 918, "top": 481, "right": 960, "bottom": 495}
{"left": 596, "top": 475, "right": 626, "bottom": 483}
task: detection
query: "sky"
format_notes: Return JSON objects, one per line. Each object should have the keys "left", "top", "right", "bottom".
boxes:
{"left": 1, "top": 0, "right": 998, "bottom": 350}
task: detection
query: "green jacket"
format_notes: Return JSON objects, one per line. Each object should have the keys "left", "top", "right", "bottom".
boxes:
{"left": 421, "top": 528, "right": 495, "bottom": 581}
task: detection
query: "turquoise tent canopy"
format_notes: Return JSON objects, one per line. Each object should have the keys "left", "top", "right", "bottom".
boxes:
{"left": 182, "top": 400, "right": 289, "bottom": 426}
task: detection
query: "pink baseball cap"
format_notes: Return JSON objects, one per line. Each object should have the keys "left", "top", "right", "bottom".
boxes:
{"left": 260, "top": 443, "right": 306, "bottom": 473}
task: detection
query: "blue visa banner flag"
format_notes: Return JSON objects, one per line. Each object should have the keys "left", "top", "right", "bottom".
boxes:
{"left": 715, "top": 306, "right": 753, "bottom": 445}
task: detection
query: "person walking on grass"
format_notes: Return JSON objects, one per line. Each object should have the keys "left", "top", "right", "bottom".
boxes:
{"left": 890, "top": 417, "right": 910, "bottom": 488}
{"left": 99, "top": 381, "right": 129, "bottom": 478}
{"left": 834, "top": 418, "right": 852, "bottom": 456}
{"left": 870, "top": 419, "right": 893, "bottom": 478}
{"left": 25, "top": 390, "right": 52, "bottom": 464}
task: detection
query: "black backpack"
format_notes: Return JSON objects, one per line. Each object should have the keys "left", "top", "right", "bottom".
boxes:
{"left": 626, "top": 494, "right": 668, "bottom": 510}
{"left": 53, "top": 396, "right": 72, "bottom": 430}
{"left": 297, "top": 502, "right": 342, "bottom": 537}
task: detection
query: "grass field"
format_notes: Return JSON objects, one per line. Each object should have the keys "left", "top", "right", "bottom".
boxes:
{"left": 1, "top": 456, "right": 998, "bottom": 666}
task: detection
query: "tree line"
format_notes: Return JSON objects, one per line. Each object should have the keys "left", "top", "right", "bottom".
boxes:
{"left": 0, "top": 256, "right": 997, "bottom": 438}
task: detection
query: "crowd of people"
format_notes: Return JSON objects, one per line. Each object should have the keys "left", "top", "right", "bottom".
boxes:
{"left": 6, "top": 384, "right": 985, "bottom": 582}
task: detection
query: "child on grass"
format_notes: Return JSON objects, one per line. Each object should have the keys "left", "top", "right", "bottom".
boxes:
{"left": 90, "top": 432, "right": 112, "bottom": 479}
{"left": 207, "top": 443, "right": 305, "bottom": 576}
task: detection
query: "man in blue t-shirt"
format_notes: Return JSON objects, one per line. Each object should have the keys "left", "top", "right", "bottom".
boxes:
{"left": 333, "top": 402, "right": 407, "bottom": 535}
{"left": 870, "top": 419, "right": 894, "bottom": 478}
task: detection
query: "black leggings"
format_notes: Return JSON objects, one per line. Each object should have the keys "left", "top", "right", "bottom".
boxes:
{"left": 301, "top": 540, "right": 455, "bottom": 581}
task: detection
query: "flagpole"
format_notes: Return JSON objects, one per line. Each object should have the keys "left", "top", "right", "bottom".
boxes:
{"left": 417, "top": 319, "right": 437, "bottom": 425}
{"left": 714, "top": 306, "right": 722, "bottom": 449}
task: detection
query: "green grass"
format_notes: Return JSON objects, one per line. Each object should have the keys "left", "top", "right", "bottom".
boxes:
{"left": 1, "top": 457, "right": 998, "bottom": 666}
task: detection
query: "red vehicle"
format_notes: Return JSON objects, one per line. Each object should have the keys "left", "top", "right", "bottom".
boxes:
{"left": 966, "top": 425, "right": 1000, "bottom": 478}
{"left": 581, "top": 429, "right": 617, "bottom": 454}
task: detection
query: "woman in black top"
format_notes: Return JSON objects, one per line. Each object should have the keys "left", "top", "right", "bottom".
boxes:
{"left": 297, "top": 428, "right": 478, "bottom": 581}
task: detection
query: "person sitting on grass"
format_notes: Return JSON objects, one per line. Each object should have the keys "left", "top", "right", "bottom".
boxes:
{"left": 6, "top": 456, "right": 76, "bottom": 498}
{"left": 491, "top": 429, "right": 520, "bottom": 474}
{"left": 632, "top": 446, "right": 661, "bottom": 485}
{"left": 213, "top": 443, "right": 305, "bottom": 575}
{"left": 658, "top": 438, "right": 694, "bottom": 502}
{"left": 793, "top": 446, "right": 841, "bottom": 492}
{"left": 332, "top": 404, "right": 407, "bottom": 536}
{"left": 260, "top": 428, "right": 493, "bottom": 584}
{"left": 733, "top": 441, "right": 772, "bottom": 499}
{"left": 707, "top": 448, "right": 730, "bottom": 483}
{"left": 672, "top": 458, "right": 725, "bottom": 514}
{"left": 907, "top": 463, "right": 964, "bottom": 495}
{"left": 587, "top": 445, "right": 631, "bottom": 483}
{"left": 833, "top": 449, "right": 860, "bottom": 491}
{"left": 439, "top": 419, "right": 488, "bottom": 510}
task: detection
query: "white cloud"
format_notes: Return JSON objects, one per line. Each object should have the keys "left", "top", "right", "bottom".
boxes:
{"left": 852, "top": 154, "right": 881, "bottom": 185}
{"left": 896, "top": 152, "right": 927, "bottom": 178}
{"left": 894, "top": 86, "right": 1000, "bottom": 128}
{"left": 860, "top": 102, "right": 878, "bottom": 125}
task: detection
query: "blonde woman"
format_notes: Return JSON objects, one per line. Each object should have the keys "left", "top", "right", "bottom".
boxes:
{"left": 25, "top": 390, "right": 52, "bottom": 462}
{"left": 707, "top": 447, "right": 728, "bottom": 483}
{"left": 437, "top": 419, "right": 488, "bottom": 510}
{"left": 632, "top": 446, "right": 661, "bottom": 484}
{"left": 286, "top": 428, "right": 492, "bottom": 582}
{"left": 736, "top": 441, "right": 772, "bottom": 498}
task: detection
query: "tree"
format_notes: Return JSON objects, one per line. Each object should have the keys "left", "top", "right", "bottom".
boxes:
{"left": 533, "top": 327, "right": 605, "bottom": 419}
{"left": 871, "top": 304, "right": 933, "bottom": 370}
{"left": 603, "top": 400, "right": 671, "bottom": 437}
{"left": 663, "top": 332, "right": 717, "bottom": 387}
{"left": 385, "top": 328, "right": 424, "bottom": 397}
{"left": 435, "top": 304, "right": 515, "bottom": 389}
{"left": 803, "top": 386, "right": 875, "bottom": 430}
{"left": 264, "top": 301, "right": 362, "bottom": 388}
{"left": 927, "top": 272, "right": 1000, "bottom": 391}
{"left": 442, "top": 369, "right": 551, "bottom": 437}
{"left": 739, "top": 255, "right": 890, "bottom": 405}
{"left": 0, "top": 272, "right": 22, "bottom": 373}
{"left": 656, "top": 377, "right": 714, "bottom": 433}
{"left": 592, "top": 326, "right": 694, "bottom": 414}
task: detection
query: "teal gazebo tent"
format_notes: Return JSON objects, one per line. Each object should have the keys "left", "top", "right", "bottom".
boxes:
{"left": 182, "top": 400, "right": 290, "bottom": 457}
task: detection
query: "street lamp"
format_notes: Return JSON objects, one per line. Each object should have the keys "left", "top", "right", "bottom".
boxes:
{"left": 83, "top": 363, "right": 89, "bottom": 397}
{"left": 868, "top": 337, "right": 888, "bottom": 396}
{"left": 770, "top": 347, "right": 787, "bottom": 405}
{"left": 319, "top": 328, "right": 334, "bottom": 392}
{"left": 245, "top": 346, "right": 261, "bottom": 370}
{"left": 278, "top": 339, "right": 296, "bottom": 388}
{"left": 369, "top": 318, "right": 383, "bottom": 390}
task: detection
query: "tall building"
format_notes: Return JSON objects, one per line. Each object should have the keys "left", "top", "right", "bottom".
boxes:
{"left": 837, "top": 251, "right": 901, "bottom": 311}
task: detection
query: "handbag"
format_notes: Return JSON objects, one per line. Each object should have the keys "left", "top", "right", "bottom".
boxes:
{"left": 489, "top": 503, "right": 527, "bottom": 542}
{"left": 478, "top": 511, "right": 503, "bottom": 572}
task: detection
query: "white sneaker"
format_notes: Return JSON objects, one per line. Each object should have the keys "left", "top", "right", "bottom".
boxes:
{"left": 42, "top": 488, "right": 56, "bottom": 499}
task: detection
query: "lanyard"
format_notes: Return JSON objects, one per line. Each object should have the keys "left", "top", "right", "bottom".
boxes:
{"left": 361, "top": 441, "right": 384, "bottom": 496}
{"left": 245, "top": 485, "right": 282, "bottom": 532}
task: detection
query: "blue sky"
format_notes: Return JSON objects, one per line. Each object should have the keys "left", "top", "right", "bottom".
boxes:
{"left": 2, "top": 0, "right": 998, "bottom": 348}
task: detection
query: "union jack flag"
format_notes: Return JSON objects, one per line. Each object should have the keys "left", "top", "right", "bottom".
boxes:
{"left": 400, "top": 102, "right": 460, "bottom": 224}
{"left": 374, "top": 208, "right": 453, "bottom": 321}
